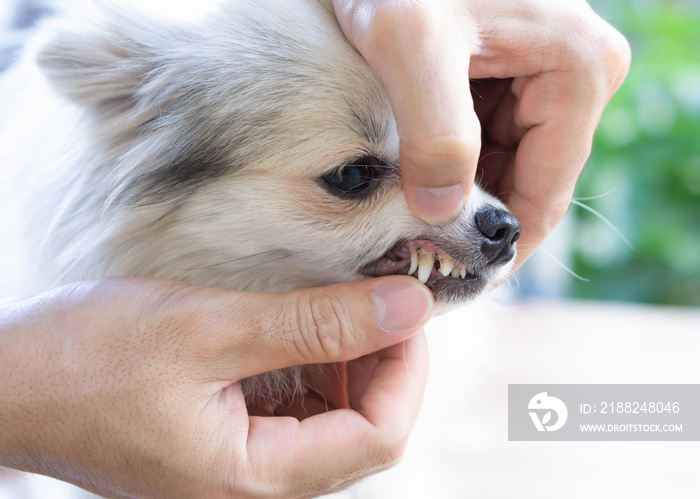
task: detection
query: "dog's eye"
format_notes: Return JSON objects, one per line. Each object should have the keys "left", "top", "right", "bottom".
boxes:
{"left": 323, "top": 157, "right": 384, "bottom": 196}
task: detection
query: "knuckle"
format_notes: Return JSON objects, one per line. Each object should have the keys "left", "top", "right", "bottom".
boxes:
{"left": 365, "top": 418, "right": 414, "bottom": 472}
{"left": 580, "top": 17, "right": 632, "bottom": 83}
{"left": 563, "top": 12, "right": 632, "bottom": 76}
{"left": 548, "top": 197, "right": 573, "bottom": 228}
{"left": 312, "top": 438, "right": 408, "bottom": 492}
{"left": 292, "top": 291, "right": 354, "bottom": 362}
{"left": 402, "top": 132, "right": 481, "bottom": 184}
{"left": 359, "top": 1, "right": 436, "bottom": 54}
{"left": 380, "top": 441, "right": 408, "bottom": 469}
{"left": 600, "top": 27, "right": 632, "bottom": 82}
{"left": 406, "top": 131, "right": 481, "bottom": 162}
{"left": 547, "top": 12, "right": 597, "bottom": 66}
{"left": 367, "top": 438, "right": 408, "bottom": 474}
{"left": 540, "top": 10, "right": 631, "bottom": 107}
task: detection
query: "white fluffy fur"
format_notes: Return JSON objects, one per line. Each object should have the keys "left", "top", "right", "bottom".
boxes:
{"left": 0, "top": 0, "right": 515, "bottom": 407}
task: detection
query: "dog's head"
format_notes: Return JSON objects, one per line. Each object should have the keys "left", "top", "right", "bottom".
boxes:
{"left": 30, "top": 0, "right": 518, "bottom": 305}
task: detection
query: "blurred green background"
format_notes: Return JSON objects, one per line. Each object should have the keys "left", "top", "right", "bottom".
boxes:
{"left": 566, "top": 0, "right": 700, "bottom": 307}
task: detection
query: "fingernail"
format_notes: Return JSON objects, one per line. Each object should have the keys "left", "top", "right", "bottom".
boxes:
{"left": 372, "top": 279, "right": 433, "bottom": 332}
{"left": 416, "top": 184, "right": 464, "bottom": 225}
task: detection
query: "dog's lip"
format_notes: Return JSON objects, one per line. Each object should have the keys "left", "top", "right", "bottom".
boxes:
{"left": 360, "top": 238, "right": 478, "bottom": 281}
{"left": 360, "top": 238, "right": 486, "bottom": 301}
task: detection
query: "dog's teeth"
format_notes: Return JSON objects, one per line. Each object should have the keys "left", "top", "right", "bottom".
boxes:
{"left": 451, "top": 266, "right": 461, "bottom": 278}
{"left": 438, "top": 255, "right": 455, "bottom": 277}
{"left": 417, "top": 250, "right": 434, "bottom": 284}
{"left": 408, "top": 249, "right": 418, "bottom": 276}
{"left": 460, "top": 265, "right": 467, "bottom": 279}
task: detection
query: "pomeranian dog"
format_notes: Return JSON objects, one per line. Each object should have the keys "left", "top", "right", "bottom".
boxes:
{"left": 0, "top": 0, "right": 519, "bottom": 409}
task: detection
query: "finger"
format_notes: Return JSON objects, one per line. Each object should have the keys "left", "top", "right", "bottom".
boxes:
{"left": 471, "top": 10, "right": 630, "bottom": 268}
{"left": 505, "top": 70, "right": 608, "bottom": 268}
{"left": 334, "top": 1, "right": 481, "bottom": 225}
{"left": 243, "top": 331, "right": 429, "bottom": 497}
{"left": 209, "top": 276, "right": 433, "bottom": 379}
{"left": 349, "top": 331, "right": 429, "bottom": 427}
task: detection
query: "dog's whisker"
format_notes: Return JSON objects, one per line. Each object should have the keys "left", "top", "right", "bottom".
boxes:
{"left": 536, "top": 246, "right": 590, "bottom": 282}
{"left": 508, "top": 275, "right": 521, "bottom": 292}
{"left": 475, "top": 167, "right": 486, "bottom": 187}
{"left": 573, "top": 188, "right": 619, "bottom": 202}
{"left": 506, "top": 270, "right": 521, "bottom": 290}
{"left": 477, "top": 150, "right": 508, "bottom": 164}
{"left": 570, "top": 198, "right": 633, "bottom": 250}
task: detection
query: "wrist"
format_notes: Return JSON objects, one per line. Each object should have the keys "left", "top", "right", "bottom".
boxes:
{"left": 0, "top": 297, "right": 63, "bottom": 474}
{"left": 0, "top": 300, "right": 32, "bottom": 466}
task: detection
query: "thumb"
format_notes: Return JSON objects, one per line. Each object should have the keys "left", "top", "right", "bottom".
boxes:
{"left": 220, "top": 276, "right": 433, "bottom": 378}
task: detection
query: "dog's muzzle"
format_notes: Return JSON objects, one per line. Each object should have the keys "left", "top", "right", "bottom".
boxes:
{"left": 361, "top": 206, "right": 521, "bottom": 302}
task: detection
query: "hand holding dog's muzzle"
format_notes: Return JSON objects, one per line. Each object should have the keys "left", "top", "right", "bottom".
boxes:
{"left": 0, "top": 276, "right": 432, "bottom": 498}
{"left": 333, "top": 0, "right": 631, "bottom": 267}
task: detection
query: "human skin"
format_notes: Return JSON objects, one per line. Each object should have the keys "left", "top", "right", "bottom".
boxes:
{"left": 0, "top": 276, "right": 433, "bottom": 498}
{"left": 333, "top": 0, "right": 631, "bottom": 267}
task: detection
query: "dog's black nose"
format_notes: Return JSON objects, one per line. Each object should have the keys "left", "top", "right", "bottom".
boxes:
{"left": 475, "top": 207, "right": 521, "bottom": 265}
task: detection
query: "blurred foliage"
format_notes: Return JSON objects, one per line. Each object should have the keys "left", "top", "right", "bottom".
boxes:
{"left": 570, "top": 0, "right": 700, "bottom": 306}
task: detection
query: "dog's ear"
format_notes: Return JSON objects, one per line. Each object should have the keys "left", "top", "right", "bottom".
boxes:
{"left": 35, "top": 13, "right": 152, "bottom": 113}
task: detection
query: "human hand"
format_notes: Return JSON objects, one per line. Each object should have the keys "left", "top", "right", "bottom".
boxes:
{"left": 333, "top": 0, "right": 631, "bottom": 266}
{"left": 0, "top": 276, "right": 432, "bottom": 498}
